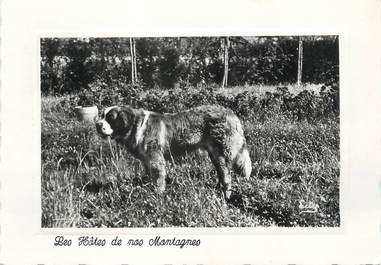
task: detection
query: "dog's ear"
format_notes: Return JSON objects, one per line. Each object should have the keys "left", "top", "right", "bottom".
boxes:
{"left": 108, "top": 108, "right": 119, "bottom": 120}
{"left": 116, "top": 107, "right": 136, "bottom": 132}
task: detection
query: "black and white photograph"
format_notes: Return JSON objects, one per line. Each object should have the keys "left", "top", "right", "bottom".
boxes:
{"left": 41, "top": 36, "right": 340, "bottom": 228}
{"left": 3, "top": 0, "right": 381, "bottom": 263}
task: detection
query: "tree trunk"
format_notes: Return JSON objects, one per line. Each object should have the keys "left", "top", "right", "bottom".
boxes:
{"left": 133, "top": 38, "right": 137, "bottom": 81}
{"left": 297, "top": 36, "right": 303, "bottom": 86}
{"left": 222, "top": 36, "right": 230, "bottom": 88}
{"left": 130, "top": 37, "right": 136, "bottom": 84}
{"left": 48, "top": 58, "right": 54, "bottom": 94}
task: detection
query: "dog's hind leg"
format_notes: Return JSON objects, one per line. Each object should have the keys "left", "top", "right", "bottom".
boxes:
{"left": 233, "top": 145, "right": 252, "bottom": 179}
{"left": 208, "top": 149, "right": 232, "bottom": 200}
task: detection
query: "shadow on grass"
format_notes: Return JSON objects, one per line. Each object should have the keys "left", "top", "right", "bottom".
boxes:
{"left": 227, "top": 192, "right": 297, "bottom": 226}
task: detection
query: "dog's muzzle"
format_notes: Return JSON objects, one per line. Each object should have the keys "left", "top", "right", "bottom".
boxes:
{"left": 96, "top": 119, "right": 113, "bottom": 137}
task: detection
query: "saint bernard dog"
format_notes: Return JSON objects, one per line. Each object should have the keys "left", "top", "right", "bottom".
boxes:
{"left": 96, "top": 105, "right": 252, "bottom": 200}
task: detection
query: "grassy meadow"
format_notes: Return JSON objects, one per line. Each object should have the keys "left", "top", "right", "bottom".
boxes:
{"left": 41, "top": 84, "right": 340, "bottom": 227}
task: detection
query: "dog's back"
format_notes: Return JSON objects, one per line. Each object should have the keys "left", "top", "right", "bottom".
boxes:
{"left": 150, "top": 105, "right": 252, "bottom": 180}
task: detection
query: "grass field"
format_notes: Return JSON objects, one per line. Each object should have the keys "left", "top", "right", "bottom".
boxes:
{"left": 41, "top": 84, "right": 340, "bottom": 227}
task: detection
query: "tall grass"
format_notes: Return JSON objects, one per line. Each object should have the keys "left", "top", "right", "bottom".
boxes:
{"left": 41, "top": 84, "right": 339, "bottom": 227}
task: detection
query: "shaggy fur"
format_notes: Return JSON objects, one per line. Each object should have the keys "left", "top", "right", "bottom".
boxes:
{"left": 96, "top": 105, "right": 252, "bottom": 199}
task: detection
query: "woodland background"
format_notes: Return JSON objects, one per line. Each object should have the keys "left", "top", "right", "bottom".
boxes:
{"left": 41, "top": 36, "right": 339, "bottom": 94}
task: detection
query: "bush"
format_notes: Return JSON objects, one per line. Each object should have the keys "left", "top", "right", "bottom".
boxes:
{"left": 58, "top": 82, "right": 339, "bottom": 126}
{"left": 61, "top": 79, "right": 145, "bottom": 110}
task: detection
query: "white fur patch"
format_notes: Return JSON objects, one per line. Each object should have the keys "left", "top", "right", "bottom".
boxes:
{"left": 98, "top": 119, "right": 113, "bottom": 135}
{"left": 135, "top": 110, "right": 150, "bottom": 144}
{"left": 103, "top": 106, "right": 118, "bottom": 117}
{"left": 97, "top": 106, "right": 118, "bottom": 136}
{"left": 158, "top": 121, "right": 166, "bottom": 146}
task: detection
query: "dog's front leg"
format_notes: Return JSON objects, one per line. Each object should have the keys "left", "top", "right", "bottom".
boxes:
{"left": 144, "top": 151, "right": 166, "bottom": 193}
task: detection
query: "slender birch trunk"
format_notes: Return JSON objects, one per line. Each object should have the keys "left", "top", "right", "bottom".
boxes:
{"left": 130, "top": 37, "right": 136, "bottom": 84}
{"left": 133, "top": 38, "right": 137, "bottom": 81}
{"left": 297, "top": 36, "right": 303, "bottom": 86}
{"left": 222, "top": 36, "right": 229, "bottom": 88}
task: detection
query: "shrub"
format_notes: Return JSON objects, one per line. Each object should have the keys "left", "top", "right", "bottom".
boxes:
{"left": 59, "top": 82, "right": 339, "bottom": 126}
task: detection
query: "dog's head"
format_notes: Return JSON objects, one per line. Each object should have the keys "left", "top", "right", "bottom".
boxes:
{"left": 96, "top": 106, "right": 135, "bottom": 139}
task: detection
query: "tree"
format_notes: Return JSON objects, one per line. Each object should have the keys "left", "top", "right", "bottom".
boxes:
{"left": 158, "top": 44, "right": 182, "bottom": 89}
{"left": 130, "top": 38, "right": 138, "bottom": 84}
{"left": 64, "top": 38, "right": 93, "bottom": 92}
{"left": 222, "top": 37, "right": 230, "bottom": 88}
{"left": 297, "top": 36, "right": 303, "bottom": 85}
{"left": 40, "top": 38, "right": 62, "bottom": 94}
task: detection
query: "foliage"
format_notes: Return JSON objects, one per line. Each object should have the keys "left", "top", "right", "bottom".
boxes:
{"left": 66, "top": 78, "right": 144, "bottom": 109}
{"left": 41, "top": 36, "right": 339, "bottom": 94}
{"left": 303, "top": 37, "right": 339, "bottom": 83}
{"left": 60, "top": 80, "right": 339, "bottom": 125}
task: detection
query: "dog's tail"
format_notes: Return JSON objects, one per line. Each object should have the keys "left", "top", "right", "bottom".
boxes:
{"left": 233, "top": 145, "right": 252, "bottom": 179}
